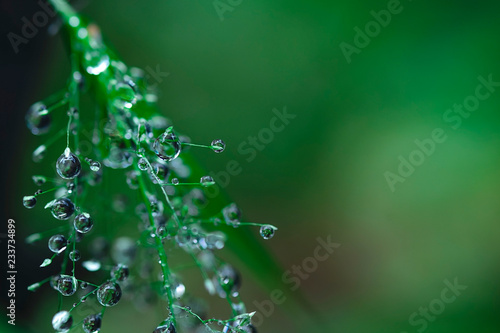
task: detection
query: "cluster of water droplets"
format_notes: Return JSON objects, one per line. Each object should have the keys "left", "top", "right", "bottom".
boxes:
{"left": 23, "top": 7, "right": 277, "bottom": 333}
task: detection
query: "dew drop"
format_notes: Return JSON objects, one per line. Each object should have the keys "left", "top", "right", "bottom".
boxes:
{"left": 138, "top": 157, "right": 149, "bottom": 171}
{"left": 57, "top": 275, "right": 78, "bottom": 296}
{"left": 82, "top": 314, "right": 102, "bottom": 333}
{"left": 214, "top": 264, "right": 241, "bottom": 298}
{"left": 69, "top": 250, "right": 81, "bottom": 262}
{"left": 48, "top": 235, "right": 67, "bottom": 253}
{"left": 97, "top": 281, "right": 122, "bottom": 306}
{"left": 82, "top": 260, "right": 101, "bottom": 272}
{"left": 74, "top": 212, "right": 94, "bottom": 233}
{"left": 200, "top": 175, "right": 215, "bottom": 187}
{"left": 153, "top": 126, "right": 181, "bottom": 162}
{"left": 23, "top": 195, "right": 37, "bottom": 209}
{"left": 56, "top": 148, "right": 82, "bottom": 179}
{"left": 111, "top": 264, "right": 129, "bottom": 281}
{"left": 126, "top": 170, "right": 140, "bottom": 189}
{"left": 52, "top": 311, "right": 73, "bottom": 332}
{"left": 222, "top": 203, "right": 241, "bottom": 227}
{"left": 32, "top": 175, "right": 47, "bottom": 186}
{"left": 84, "top": 50, "right": 110, "bottom": 75}
{"left": 49, "top": 198, "right": 75, "bottom": 220}
{"left": 259, "top": 225, "right": 276, "bottom": 240}
{"left": 211, "top": 139, "right": 225, "bottom": 153}
{"left": 32, "top": 144, "right": 46, "bottom": 163}
{"left": 171, "top": 178, "right": 179, "bottom": 185}
{"left": 26, "top": 102, "right": 51, "bottom": 135}
{"left": 112, "top": 81, "right": 137, "bottom": 109}
{"left": 85, "top": 158, "right": 101, "bottom": 172}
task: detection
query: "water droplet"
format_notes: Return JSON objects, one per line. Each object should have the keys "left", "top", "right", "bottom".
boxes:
{"left": 111, "top": 264, "right": 129, "bottom": 281}
{"left": 74, "top": 212, "right": 94, "bottom": 233}
{"left": 150, "top": 162, "right": 169, "bottom": 183}
{"left": 48, "top": 235, "right": 67, "bottom": 253}
{"left": 82, "top": 259, "right": 101, "bottom": 272}
{"left": 214, "top": 264, "right": 241, "bottom": 298}
{"left": 32, "top": 175, "right": 47, "bottom": 186}
{"left": 138, "top": 157, "right": 149, "bottom": 171}
{"left": 103, "top": 143, "right": 134, "bottom": 169}
{"left": 126, "top": 170, "right": 140, "bottom": 189}
{"left": 97, "top": 281, "right": 122, "bottom": 306}
{"left": 153, "top": 126, "right": 181, "bottom": 162}
{"left": 56, "top": 148, "right": 82, "bottom": 179}
{"left": 222, "top": 203, "right": 241, "bottom": 227}
{"left": 200, "top": 175, "right": 215, "bottom": 187}
{"left": 171, "top": 278, "right": 185, "bottom": 299}
{"left": 82, "top": 314, "right": 102, "bottom": 333}
{"left": 211, "top": 139, "right": 225, "bottom": 153}
{"left": 84, "top": 50, "right": 110, "bottom": 75}
{"left": 112, "top": 81, "right": 137, "bottom": 109}
{"left": 32, "top": 144, "right": 47, "bottom": 162}
{"left": 111, "top": 237, "right": 136, "bottom": 264}
{"left": 57, "top": 275, "right": 78, "bottom": 296}
{"left": 23, "top": 195, "right": 37, "bottom": 209}
{"left": 49, "top": 198, "right": 75, "bottom": 220}
{"left": 153, "top": 318, "right": 176, "bottom": 333}
{"left": 171, "top": 178, "right": 179, "bottom": 185}
{"left": 205, "top": 232, "right": 225, "bottom": 250}
{"left": 69, "top": 250, "right": 81, "bottom": 261}
{"left": 85, "top": 158, "right": 101, "bottom": 172}
{"left": 259, "top": 225, "right": 276, "bottom": 240}
{"left": 52, "top": 311, "right": 73, "bottom": 332}
{"left": 26, "top": 102, "right": 51, "bottom": 135}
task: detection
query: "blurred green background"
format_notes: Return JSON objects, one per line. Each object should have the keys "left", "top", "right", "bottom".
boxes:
{"left": 3, "top": 0, "right": 500, "bottom": 332}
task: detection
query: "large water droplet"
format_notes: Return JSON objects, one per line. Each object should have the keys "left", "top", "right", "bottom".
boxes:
{"left": 153, "top": 127, "right": 181, "bottom": 162}
{"left": 153, "top": 317, "right": 176, "bottom": 333}
{"left": 57, "top": 275, "right": 78, "bottom": 296}
{"left": 23, "top": 195, "right": 37, "bottom": 209}
{"left": 74, "top": 212, "right": 94, "bottom": 233}
{"left": 56, "top": 148, "right": 82, "bottom": 179}
{"left": 52, "top": 311, "right": 73, "bottom": 332}
{"left": 26, "top": 102, "right": 51, "bottom": 135}
{"left": 259, "top": 225, "right": 275, "bottom": 240}
{"left": 82, "top": 314, "right": 102, "bottom": 333}
{"left": 211, "top": 139, "right": 226, "bottom": 153}
{"left": 97, "top": 281, "right": 122, "bottom": 306}
{"left": 49, "top": 198, "right": 75, "bottom": 220}
{"left": 48, "top": 234, "right": 67, "bottom": 253}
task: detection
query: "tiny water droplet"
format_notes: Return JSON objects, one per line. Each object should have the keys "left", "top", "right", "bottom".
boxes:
{"left": 200, "top": 175, "right": 215, "bottom": 187}
{"left": 171, "top": 178, "right": 179, "bottom": 185}
{"left": 153, "top": 126, "right": 181, "bottom": 162}
{"left": 69, "top": 250, "right": 81, "bottom": 261}
{"left": 32, "top": 144, "right": 46, "bottom": 162}
{"left": 56, "top": 148, "right": 81, "bottom": 179}
{"left": 222, "top": 203, "right": 241, "bottom": 227}
{"left": 111, "top": 264, "right": 129, "bottom": 281}
{"left": 211, "top": 139, "right": 225, "bottom": 153}
{"left": 26, "top": 102, "right": 51, "bottom": 135}
{"left": 74, "top": 212, "right": 94, "bottom": 233}
{"left": 48, "top": 235, "right": 67, "bottom": 253}
{"left": 214, "top": 264, "right": 241, "bottom": 298}
{"left": 138, "top": 157, "right": 148, "bottom": 171}
{"left": 85, "top": 158, "right": 101, "bottom": 172}
{"left": 52, "top": 311, "right": 73, "bottom": 332}
{"left": 23, "top": 195, "right": 37, "bottom": 209}
{"left": 259, "top": 225, "right": 276, "bottom": 240}
{"left": 97, "top": 281, "right": 122, "bottom": 306}
{"left": 32, "top": 175, "right": 47, "bottom": 186}
{"left": 40, "top": 258, "right": 52, "bottom": 267}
